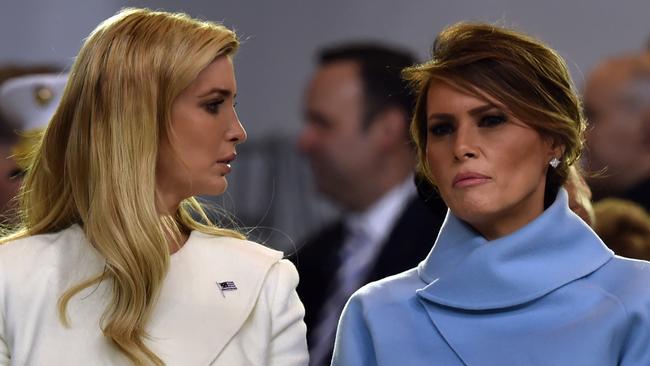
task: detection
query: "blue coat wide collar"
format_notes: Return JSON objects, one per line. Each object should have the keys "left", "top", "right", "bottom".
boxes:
{"left": 416, "top": 189, "right": 613, "bottom": 310}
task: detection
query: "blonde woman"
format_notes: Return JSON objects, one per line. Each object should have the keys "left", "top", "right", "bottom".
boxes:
{"left": 0, "top": 8, "right": 308, "bottom": 366}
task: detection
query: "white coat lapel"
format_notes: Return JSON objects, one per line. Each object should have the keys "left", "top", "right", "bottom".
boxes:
{"left": 145, "top": 232, "right": 282, "bottom": 364}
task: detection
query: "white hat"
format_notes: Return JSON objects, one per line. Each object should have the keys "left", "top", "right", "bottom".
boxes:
{"left": 0, "top": 73, "right": 68, "bottom": 131}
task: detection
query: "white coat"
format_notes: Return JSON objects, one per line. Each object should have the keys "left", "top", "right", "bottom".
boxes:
{"left": 0, "top": 225, "right": 308, "bottom": 365}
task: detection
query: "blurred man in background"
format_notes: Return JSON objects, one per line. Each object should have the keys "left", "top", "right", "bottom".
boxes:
{"left": 294, "top": 43, "right": 447, "bottom": 365}
{"left": 583, "top": 52, "right": 650, "bottom": 211}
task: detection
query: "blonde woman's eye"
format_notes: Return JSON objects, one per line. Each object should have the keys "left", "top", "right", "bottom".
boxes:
{"left": 204, "top": 99, "right": 224, "bottom": 114}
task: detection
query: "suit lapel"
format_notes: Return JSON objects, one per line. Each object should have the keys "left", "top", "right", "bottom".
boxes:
{"left": 295, "top": 221, "right": 346, "bottom": 330}
{"left": 367, "top": 197, "right": 445, "bottom": 283}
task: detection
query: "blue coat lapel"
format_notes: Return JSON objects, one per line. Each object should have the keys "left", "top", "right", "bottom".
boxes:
{"left": 416, "top": 189, "right": 613, "bottom": 310}
{"left": 414, "top": 189, "right": 616, "bottom": 365}
{"left": 418, "top": 290, "right": 625, "bottom": 365}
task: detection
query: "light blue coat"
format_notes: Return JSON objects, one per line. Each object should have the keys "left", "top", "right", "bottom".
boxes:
{"left": 331, "top": 190, "right": 650, "bottom": 365}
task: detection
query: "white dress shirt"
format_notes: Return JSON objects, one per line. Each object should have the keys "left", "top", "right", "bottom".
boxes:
{"left": 341, "top": 175, "right": 418, "bottom": 281}
{"left": 309, "top": 176, "right": 416, "bottom": 365}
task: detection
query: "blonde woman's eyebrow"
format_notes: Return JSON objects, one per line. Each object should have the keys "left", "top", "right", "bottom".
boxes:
{"left": 197, "top": 87, "right": 233, "bottom": 98}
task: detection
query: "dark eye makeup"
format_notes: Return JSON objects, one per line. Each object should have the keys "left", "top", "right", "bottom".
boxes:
{"left": 428, "top": 122, "right": 455, "bottom": 136}
{"left": 8, "top": 168, "right": 25, "bottom": 180}
{"left": 427, "top": 112, "right": 508, "bottom": 137}
{"left": 478, "top": 114, "right": 507, "bottom": 127}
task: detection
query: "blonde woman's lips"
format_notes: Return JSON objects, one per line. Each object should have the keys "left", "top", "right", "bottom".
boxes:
{"left": 217, "top": 153, "right": 236, "bottom": 172}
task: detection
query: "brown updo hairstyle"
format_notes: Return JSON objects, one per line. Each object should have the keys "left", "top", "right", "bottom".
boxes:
{"left": 404, "top": 22, "right": 586, "bottom": 206}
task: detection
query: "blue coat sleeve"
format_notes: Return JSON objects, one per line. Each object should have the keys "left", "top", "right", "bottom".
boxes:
{"left": 330, "top": 294, "right": 377, "bottom": 366}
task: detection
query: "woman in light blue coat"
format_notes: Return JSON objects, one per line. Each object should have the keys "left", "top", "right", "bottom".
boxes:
{"left": 331, "top": 22, "right": 650, "bottom": 365}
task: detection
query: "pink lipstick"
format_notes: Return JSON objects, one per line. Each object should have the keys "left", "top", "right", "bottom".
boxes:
{"left": 453, "top": 171, "right": 491, "bottom": 188}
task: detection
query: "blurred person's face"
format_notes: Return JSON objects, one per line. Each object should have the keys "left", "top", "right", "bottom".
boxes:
{"left": 298, "top": 61, "right": 383, "bottom": 210}
{"left": 157, "top": 56, "right": 246, "bottom": 213}
{"left": 424, "top": 81, "right": 558, "bottom": 240}
{"left": 584, "top": 65, "right": 650, "bottom": 190}
{"left": 0, "top": 143, "right": 21, "bottom": 218}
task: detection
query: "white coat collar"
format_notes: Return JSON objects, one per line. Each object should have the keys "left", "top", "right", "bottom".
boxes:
{"left": 146, "top": 230, "right": 283, "bottom": 364}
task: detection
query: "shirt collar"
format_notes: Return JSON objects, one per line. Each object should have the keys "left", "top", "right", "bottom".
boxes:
{"left": 416, "top": 189, "right": 613, "bottom": 310}
{"left": 345, "top": 176, "right": 416, "bottom": 245}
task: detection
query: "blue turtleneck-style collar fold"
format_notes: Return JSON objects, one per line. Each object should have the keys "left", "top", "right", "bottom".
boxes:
{"left": 416, "top": 189, "right": 613, "bottom": 310}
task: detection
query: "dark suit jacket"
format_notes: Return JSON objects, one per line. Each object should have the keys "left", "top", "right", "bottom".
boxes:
{"left": 620, "top": 179, "right": 650, "bottom": 213}
{"left": 292, "top": 193, "right": 447, "bottom": 365}
{"left": 593, "top": 178, "right": 650, "bottom": 213}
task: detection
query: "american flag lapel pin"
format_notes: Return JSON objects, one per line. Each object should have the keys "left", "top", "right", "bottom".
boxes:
{"left": 217, "top": 281, "right": 238, "bottom": 297}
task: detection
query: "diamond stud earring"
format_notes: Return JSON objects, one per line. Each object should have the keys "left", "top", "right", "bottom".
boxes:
{"left": 549, "top": 157, "right": 561, "bottom": 168}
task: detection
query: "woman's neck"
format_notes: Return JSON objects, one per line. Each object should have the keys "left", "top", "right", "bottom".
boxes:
{"left": 167, "top": 227, "right": 189, "bottom": 254}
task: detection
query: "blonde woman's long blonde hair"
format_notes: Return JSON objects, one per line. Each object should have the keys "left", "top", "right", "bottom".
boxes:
{"left": 1, "top": 8, "right": 244, "bottom": 365}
